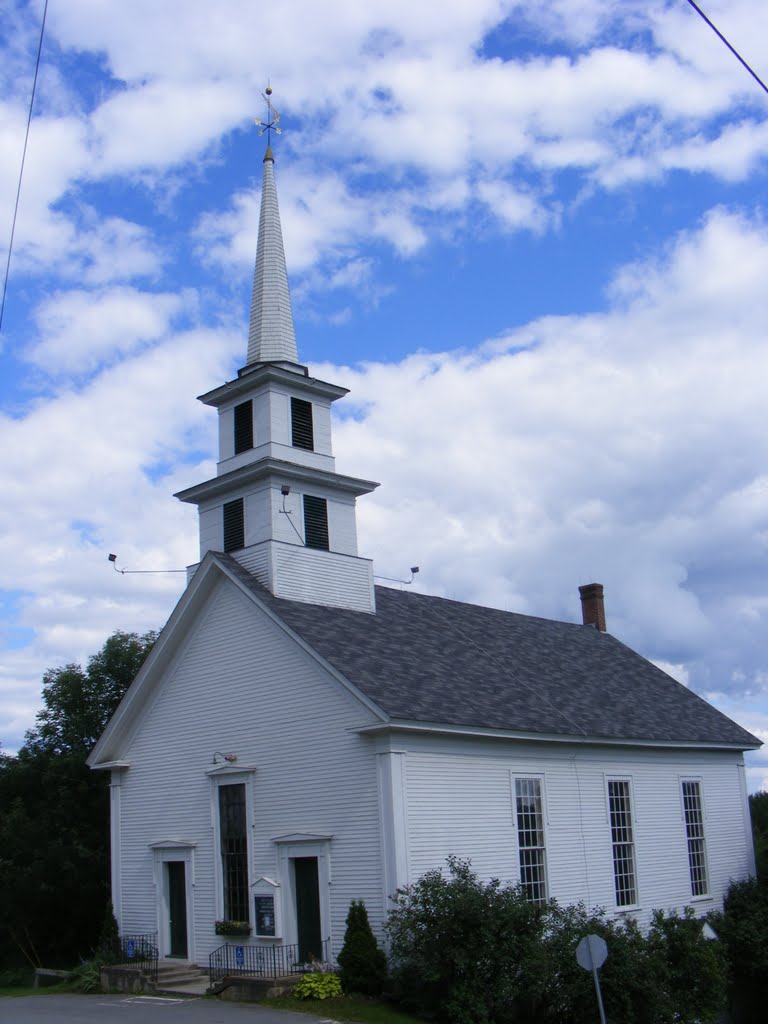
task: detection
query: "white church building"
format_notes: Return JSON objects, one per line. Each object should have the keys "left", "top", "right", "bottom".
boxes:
{"left": 89, "top": 128, "right": 760, "bottom": 972}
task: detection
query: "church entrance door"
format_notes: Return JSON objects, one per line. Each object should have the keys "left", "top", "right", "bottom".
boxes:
{"left": 293, "top": 857, "right": 321, "bottom": 963}
{"left": 166, "top": 860, "right": 188, "bottom": 958}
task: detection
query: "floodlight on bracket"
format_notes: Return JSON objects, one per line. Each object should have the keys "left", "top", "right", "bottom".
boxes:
{"left": 374, "top": 566, "right": 420, "bottom": 585}
{"left": 108, "top": 552, "right": 186, "bottom": 575}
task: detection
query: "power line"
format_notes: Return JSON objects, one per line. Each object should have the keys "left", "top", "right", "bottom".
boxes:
{"left": 0, "top": 0, "right": 50, "bottom": 335}
{"left": 684, "top": 0, "right": 768, "bottom": 97}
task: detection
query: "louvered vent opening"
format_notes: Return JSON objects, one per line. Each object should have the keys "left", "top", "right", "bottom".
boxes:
{"left": 303, "top": 494, "right": 329, "bottom": 550}
{"left": 223, "top": 498, "right": 245, "bottom": 552}
{"left": 291, "top": 397, "right": 314, "bottom": 451}
{"left": 233, "top": 400, "right": 253, "bottom": 454}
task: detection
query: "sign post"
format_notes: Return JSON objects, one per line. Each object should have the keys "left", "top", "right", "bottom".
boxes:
{"left": 576, "top": 934, "right": 608, "bottom": 1024}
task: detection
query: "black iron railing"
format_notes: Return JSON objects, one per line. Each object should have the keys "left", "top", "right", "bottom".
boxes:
{"left": 103, "top": 932, "right": 159, "bottom": 982}
{"left": 209, "top": 939, "right": 329, "bottom": 984}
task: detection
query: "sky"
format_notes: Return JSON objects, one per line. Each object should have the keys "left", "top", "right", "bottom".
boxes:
{"left": 1, "top": 0, "right": 767, "bottom": 789}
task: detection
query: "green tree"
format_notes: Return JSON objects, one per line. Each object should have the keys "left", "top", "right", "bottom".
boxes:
{"left": 710, "top": 878, "right": 768, "bottom": 1024}
{"left": 749, "top": 791, "right": 768, "bottom": 883}
{"left": 337, "top": 899, "right": 387, "bottom": 996}
{"left": 0, "top": 629, "right": 156, "bottom": 970}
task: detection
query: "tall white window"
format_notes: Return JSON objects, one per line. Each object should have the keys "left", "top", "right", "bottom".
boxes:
{"left": 608, "top": 779, "right": 637, "bottom": 907}
{"left": 514, "top": 778, "right": 547, "bottom": 904}
{"left": 682, "top": 781, "right": 708, "bottom": 897}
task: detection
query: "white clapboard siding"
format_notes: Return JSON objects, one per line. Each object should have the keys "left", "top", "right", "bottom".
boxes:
{"left": 400, "top": 738, "right": 752, "bottom": 928}
{"left": 117, "top": 576, "right": 384, "bottom": 960}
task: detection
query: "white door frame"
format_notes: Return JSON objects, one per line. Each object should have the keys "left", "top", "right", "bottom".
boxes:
{"left": 150, "top": 841, "right": 196, "bottom": 962}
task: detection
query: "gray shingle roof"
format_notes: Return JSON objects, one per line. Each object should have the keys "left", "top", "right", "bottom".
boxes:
{"left": 220, "top": 556, "right": 759, "bottom": 748}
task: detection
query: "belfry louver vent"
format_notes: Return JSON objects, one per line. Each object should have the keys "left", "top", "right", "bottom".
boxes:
{"left": 223, "top": 498, "right": 245, "bottom": 552}
{"left": 234, "top": 400, "right": 253, "bottom": 454}
{"left": 303, "top": 494, "right": 329, "bottom": 550}
{"left": 291, "top": 398, "right": 314, "bottom": 451}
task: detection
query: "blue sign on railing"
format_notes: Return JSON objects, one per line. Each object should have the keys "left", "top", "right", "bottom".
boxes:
{"left": 235, "top": 945, "right": 244, "bottom": 967}
{"left": 126, "top": 939, "right": 135, "bottom": 959}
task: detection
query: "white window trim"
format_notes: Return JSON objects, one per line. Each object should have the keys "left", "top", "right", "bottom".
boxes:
{"left": 679, "top": 776, "right": 711, "bottom": 900}
{"left": 209, "top": 769, "right": 256, "bottom": 924}
{"left": 511, "top": 773, "right": 549, "bottom": 904}
{"left": 605, "top": 775, "right": 640, "bottom": 911}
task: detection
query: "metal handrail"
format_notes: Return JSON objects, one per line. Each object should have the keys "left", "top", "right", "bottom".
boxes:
{"left": 209, "top": 938, "right": 329, "bottom": 984}
{"left": 103, "top": 932, "right": 159, "bottom": 982}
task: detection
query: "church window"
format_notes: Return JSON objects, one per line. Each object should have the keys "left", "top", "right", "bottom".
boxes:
{"left": 682, "top": 780, "right": 708, "bottom": 896}
{"left": 234, "top": 400, "right": 253, "bottom": 454}
{"left": 608, "top": 779, "right": 638, "bottom": 907}
{"left": 223, "top": 498, "right": 245, "bottom": 552}
{"left": 291, "top": 397, "right": 314, "bottom": 451}
{"left": 514, "top": 778, "right": 547, "bottom": 903}
{"left": 218, "top": 783, "right": 249, "bottom": 923}
{"left": 303, "top": 495, "right": 329, "bottom": 550}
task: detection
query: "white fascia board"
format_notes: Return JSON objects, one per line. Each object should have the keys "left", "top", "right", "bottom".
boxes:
{"left": 89, "top": 760, "right": 131, "bottom": 771}
{"left": 198, "top": 365, "right": 348, "bottom": 407}
{"left": 355, "top": 720, "right": 761, "bottom": 752}
{"left": 87, "top": 552, "right": 227, "bottom": 767}
{"left": 215, "top": 555, "right": 389, "bottom": 726}
{"left": 174, "top": 457, "right": 379, "bottom": 504}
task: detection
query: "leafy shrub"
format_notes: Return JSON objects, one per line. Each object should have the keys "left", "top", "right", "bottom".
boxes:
{"left": 646, "top": 907, "right": 726, "bottom": 1024}
{"left": 710, "top": 878, "right": 768, "bottom": 1024}
{"left": 386, "top": 857, "right": 545, "bottom": 1023}
{"left": 68, "top": 957, "right": 104, "bottom": 993}
{"left": 294, "top": 970, "right": 342, "bottom": 999}
{"left": 337, "top": 899, "right": 388, "bottom": 996}
{"left": 0, "top": 968, "right": 34, "bottom": 987}
{"left": 385, "top": 857, "right": 731, "bottom": 1024}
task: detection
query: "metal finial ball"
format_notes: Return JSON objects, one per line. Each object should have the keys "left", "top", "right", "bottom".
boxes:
{"left": 265, "top": 86, "right": 272, "bottom": 95}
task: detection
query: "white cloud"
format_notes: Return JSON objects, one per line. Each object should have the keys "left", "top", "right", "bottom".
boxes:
{"left": 29, "top": 287, "right": 185, "bottom": 373}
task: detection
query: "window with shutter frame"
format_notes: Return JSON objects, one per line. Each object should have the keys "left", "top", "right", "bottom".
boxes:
{"left": 303, "top": 495, "right": 329, "bottom": 550}
{"left": 223, "top": 498, "right": 245, "bottom": 552}
{"left": 234, "top": 400, "right": 253, "bottom": 454}
{"left": 514, "top": 778, "right": 548, "bottom": 904}
{"left": 608, "top": 779, "right": 638, "bottom": 907}
{"left": 291, "top": 398, "right": 314, "bottom": 451}
{"left": 682, "top": 781, "right": 708, "bottom": 896}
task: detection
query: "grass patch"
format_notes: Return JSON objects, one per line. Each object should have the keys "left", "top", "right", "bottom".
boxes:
{"left": 0, "top": 983, "right": 75, "bottom": 998}
{"left": 265, "top": 993, "right": 423, "bottom": 1023}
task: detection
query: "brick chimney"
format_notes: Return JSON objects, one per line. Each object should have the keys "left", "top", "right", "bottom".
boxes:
{"left": 579, "top": 583, "right": 606, "bottom": 632}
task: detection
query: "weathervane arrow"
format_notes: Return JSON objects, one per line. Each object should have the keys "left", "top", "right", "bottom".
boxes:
{"left": 255, "top": 84, "right": 282, "bottom": 143}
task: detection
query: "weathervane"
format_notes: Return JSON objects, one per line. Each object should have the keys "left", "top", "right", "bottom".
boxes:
{"left": 255, "top": 84, "right": 282, "bottom": 144}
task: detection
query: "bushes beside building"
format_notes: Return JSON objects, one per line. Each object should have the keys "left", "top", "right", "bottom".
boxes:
{"left": 385, "top": 857, "right": 727, "bottom": 1024}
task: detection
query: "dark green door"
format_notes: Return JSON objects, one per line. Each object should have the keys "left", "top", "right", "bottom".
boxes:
{"left": 294, "top": 857, "right": 322, "bottom": 963}
{"left": 167, "top": 861, "right": 188, "bottom": 958}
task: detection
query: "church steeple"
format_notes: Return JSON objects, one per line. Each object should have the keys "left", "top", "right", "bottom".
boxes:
{"left": 175, "top": 94, "right": 379, "bottom": 613}
{"left": 246, "top": 145, "right": 298, "bottom": 365}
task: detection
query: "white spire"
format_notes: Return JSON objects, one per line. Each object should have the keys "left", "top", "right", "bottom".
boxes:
{"left": 246, "top": 145, "right": 298, "bottom": 365}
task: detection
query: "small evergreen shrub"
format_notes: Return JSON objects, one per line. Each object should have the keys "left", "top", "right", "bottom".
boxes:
{"left": 294, "top": 970, "right": 342, "bottom": 999}
{"left": 337, "top": 899, "right": 388, "bottom": 996}
{"left": 97, "top": 900, "right": 120, "bottom": 959}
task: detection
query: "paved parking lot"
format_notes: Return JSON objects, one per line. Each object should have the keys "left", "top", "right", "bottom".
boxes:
{"left": 0, "top": 993, "right": 333, "bottom": 1024}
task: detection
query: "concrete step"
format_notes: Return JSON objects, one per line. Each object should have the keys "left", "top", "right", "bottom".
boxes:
{"left": 152, "top": 963, "right": 210, "bottom": 996}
